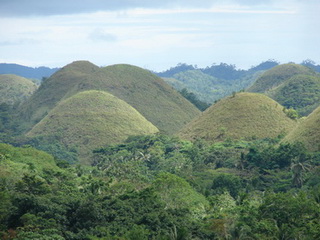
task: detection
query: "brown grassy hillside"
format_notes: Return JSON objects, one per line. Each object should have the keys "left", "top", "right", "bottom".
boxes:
{"left": 179, "top": 92, "right": 297, "bottom": 142}
{"left": 283, "top": 106, "right": 320, "bottom": 152}
{"left": 0, "top": 74, "right": 37, "bottom": 105}
{"left": 19, "top": 61, "right": 200, "bottom": 133}
{"left": 247, "top": 64, "right": 315, "bottom": 93}
{"left": 27, "top": 90, "right": 159, "bottom": 164}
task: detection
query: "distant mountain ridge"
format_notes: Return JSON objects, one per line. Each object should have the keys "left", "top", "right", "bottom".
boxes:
{"left": 0, "top": 63, "right": 59, "bottom": 80}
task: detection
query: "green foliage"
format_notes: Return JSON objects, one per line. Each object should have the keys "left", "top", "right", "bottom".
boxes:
{"left": 210, "top": 173, "right": 243, "bottom": 198}
{"left": 158, "top": 61, "right": 280, "bottom": 105}
{"left": 283, "top": 107, "right": 299, "bottom": 119}
{"left": 1, "top": 133, "right": 320, "bottom": 239}
{"left": 22, "top": 135, "right": 79, "bottom": 164}
{"left": 164, "top": 68, "right": 262, "bottom": 104}
{"left": 179, "top": 88, "right": 210, "bottom": 111}
{"left": 257, "top": 191, "right": 319, "bottom": 239}
{"left": 93, "top": 135, "right": 195, "bottom": 180}
{"left": 152, "top": 172, "right": 209, "bottom": 217}
{"left": 245, "top": 142, "right": 308, "bottom": 170}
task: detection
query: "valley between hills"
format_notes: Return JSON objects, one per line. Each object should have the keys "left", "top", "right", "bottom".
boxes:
{"left": 0, "top": 60, "right": 320, "bottom": 239}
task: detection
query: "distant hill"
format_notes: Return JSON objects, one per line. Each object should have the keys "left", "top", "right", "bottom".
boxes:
{"left": 163, "top": 70, "right": 221, "bottom": 103}
{"left": 0, "top": 74, "right": 38, "bottom": 105}
{"left": 179, "top": 92, "right": 297, "bottom": 142}
{"left": 0, "top": 143, "right": 59, "bottom": 172}
{"left": 247, "top": 64, "right": 315, "bottom": 93}
{"left": 0, "top": 63, "right": 59, "bottom": 80}
{"left": 18, "top": 61, "right": 100, "bottom": 127}
{"left": 301, "top": 60, "right": 320, "bottom": 73}
{"left": 19, "top": 61, "right": 200, "bottom": 133}
{"left": 27, "top": 90, "right": 159, "bottom": 164}
{"left": 164, "top": 69, "right": 263, "bottom": 103}
{"left": 269, "top": 74, "right": 320, "bottom": 116}
{"left": 157, "top": 60, "right": 279, "bottom": 104}
{"left": 283, "top": 106, "right": 320, "bottom": 152}
{"left": 247, "top": 64, "right": 320, "bottom": 116}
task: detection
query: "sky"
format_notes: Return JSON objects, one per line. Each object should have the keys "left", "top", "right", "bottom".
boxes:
{"left": 0, "top": 0, "right": 319, "bottom": 71}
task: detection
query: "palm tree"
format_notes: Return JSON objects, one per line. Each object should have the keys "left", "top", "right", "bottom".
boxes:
{"left": 291, "top": 157, "right": 310, "bottom": 188}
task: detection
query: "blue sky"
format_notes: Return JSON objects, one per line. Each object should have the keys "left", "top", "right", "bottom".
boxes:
{"left": 0, "top": 0, "right": 319, "bottom": 71}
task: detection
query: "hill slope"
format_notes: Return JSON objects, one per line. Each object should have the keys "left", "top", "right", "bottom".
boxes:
{"left": 95, "top": 64, "right": 200, "bottom": 133}
{"left": 0, "top": 74, "right": 38, "bottom": 105}
{"left": 179, "top": 92, "right": 297, "bottom": 141}
{"left": 283, "top": 106, "right": 320, "bottom": 152}
{"left": 27, "top": 90, "right": 159, "bottom": 164}
{"left": 269, "top": 74, "right": 320, "bottom": 116}
{"left": 247, "top": 64, "right": 315, "bottom": 93}
{"left": 247, "top": 64, "right": 320, "bottom": 116}
{"left": 18, "top": 61, "right": 99, "bottom": 125}
{"left": 19, "top": 61, "right": 200, "bottom": 133}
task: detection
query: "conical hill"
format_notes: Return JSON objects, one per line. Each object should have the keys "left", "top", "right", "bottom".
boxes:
{"left": 18, "top": 61, "right": 99, "bottom": 125}
{"left": 283, "top": 106, "right": 320, "bottom": 152}
{"left": 0, "top": 74, "right": 37, "bottom": 105}
{"left": 247, "top": 64, "right": 320, "bottom": 116}
{"left": 269, "top": 74, "right": 320, "bottom": 116}
{"left": 19, "top": 61, "right": 200, "bottom": 133}
{"left": 27, "top": 90, "right": 159, "bottom": 164}
{"left": 247, "top": 64, "right": 315, "bottom": 93}
{"left": 179, "top": 92, "right": 297, "bottom": 142}
{"left": 95, "top": 64, "right": 200, "bottom": 133}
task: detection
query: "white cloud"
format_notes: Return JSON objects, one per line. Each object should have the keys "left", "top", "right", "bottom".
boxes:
{"left": 0, "top": 0, "right": 319, "bottom": 70}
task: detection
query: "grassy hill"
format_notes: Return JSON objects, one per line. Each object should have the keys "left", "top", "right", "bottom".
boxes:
{"left": 19, "top": 61, "right": 200, "bottom": 133}
{"left": 247, "top": 64, "right": 315, "bottom": 93}
{"left": 283, "top": 106, "right": 320, "bottom": 152}
{"left": 269, "top": 74, "right": 320, "bottom": 116}
{"left": 247, "top": 64, "right": 320, "bottom": 116}
{"left": 93, "top": 64, "right": 200, "bottom": 133}
{"left": 18, "top": 61, "right": 99, "bottom": 126}
{"left": 0, "top": 143, "right": 59, "bottom": 173}
{"left": 27, "top": 90, "right": 159, "bottom": 164}
{"left": 0, "top": 74, "right": 38, "bottom": 105}
{"left": 179, "top": 92, "right": 297, "bottom": 142}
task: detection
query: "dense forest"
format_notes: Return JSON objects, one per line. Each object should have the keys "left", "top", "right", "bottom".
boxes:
{"left": 1, "top": 60, "right": 320, "bottom": 239}
{"left": 1, "top": 135, "right": 320, "bottom": 239}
